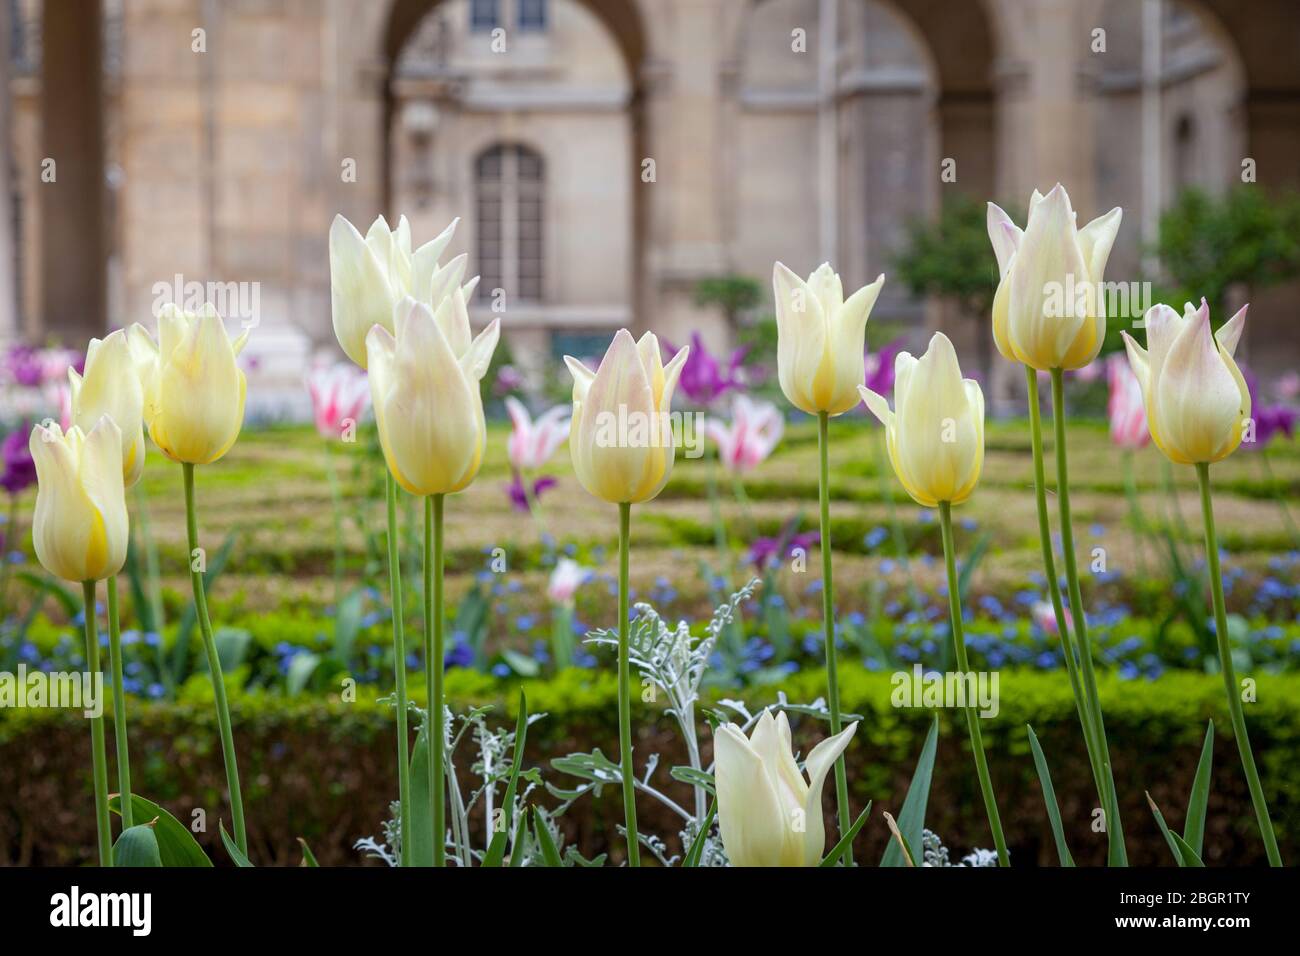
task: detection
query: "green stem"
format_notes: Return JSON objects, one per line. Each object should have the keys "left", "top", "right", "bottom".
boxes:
{"left": 132, "top": 484, "right": 166, "bottom": 638}
{"left": 938, "top": 502, "right": 1009, "bottom": 866}
{"left": 1025, "top": 367, "right": 1100, "bottom": 800}
{"left": 106, "top": 576, "right": 132, "bottom": 829}
{"left": 425, "top": 494, "right": 446, "bottom": 866}
{"left": 182, "top": 463, "right": 247, "bottom": 856}
{"left": 1120, "top": 451, "right": 1150, "bottom": 579}
{"left": 817, "top": 411, "right": 851, "bottom": 862}
{"left": 1195, "top": 462, "right": 1282, "bottom": 865}
{"left": 81, "top": 580, "right": 112, "bottom": 866}
{"left": 385, "top": 471, "right": 412, "bottom": 867}
{"left": 324, "top": 439, "right": 345, "bottom": 609}
{"left": 1050, "top": 369, "right": 1125, "bottom": 864}
{"left": 618, "top": 501, "right": 640, "bottom": 866}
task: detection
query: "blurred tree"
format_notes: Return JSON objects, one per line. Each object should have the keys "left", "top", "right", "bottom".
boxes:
{"left": 892, "top": 194, "right": 1004, "bottom": 383}
{"left": 694, "top": 275, "right": 762, "bottom": 328}
{"left": 1149, "top": 186, "right": 1300, "bottom": 320}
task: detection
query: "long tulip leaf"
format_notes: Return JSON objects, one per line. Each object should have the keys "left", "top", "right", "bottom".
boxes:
{"left": 220, "top": 820, "right": 254, "bottom": 867}
{"left": 1146, "top": 792, "right": 1184, "bottom": 866}
{"left": 682, "top": 801, "right": 718, "bottom": 868}
{"left": 819, "top": 800, "right": 872, "bottom": 867}
{"left": 880, "top": 715, "right": 938, "bottom": 867}
{"left": 109, "top": 793, "right": 211, "bottom": 867}
{"left": 297, "top": 837, "right": 320, "bottom": 867}
{"left": 483, "top": 690, "right": 529, "bottom": 867}
{"left": 532, "top": 808, "right": 563, "bottom": 867}
{"left": 1026, "top": 725, "right": 1074, "bottom": 866}
{"left": 113, "top": 821, "right": 163, "bottom": 868}
{"left": 1183, "top": 720, "right": 1214, "bottom": 858}
{"left": 408, "top": 721, "right": 435, "bottom": 867}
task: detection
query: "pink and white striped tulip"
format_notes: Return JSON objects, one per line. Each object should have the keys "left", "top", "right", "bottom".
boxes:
{"left": 706, "top": 394, "right": 783, "bottom": 475}
{"left": 1106, "top": 353, "right": 1149, "bottom": 450}
{"left": 505, "top": 397, "right": 570, "bottom": 471}
{"left": 547, "top": 557, "right": 590, "bottom": 606}
{"left": 307, "top": 362, "right": 370, "bottom": 440}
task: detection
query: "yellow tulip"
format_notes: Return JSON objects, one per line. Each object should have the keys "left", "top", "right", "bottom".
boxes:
{"left": 30, "top": 417, "right": 129, "bottom": 583}
{"left": 714, "top": 710, "right": 858, "bottom": 867}
{"left": 329, "top": 213, "right": 468, "bottom": 369}
{"left": 858, "top": 331, "right": 985, "bottom": 507}
{"left": 366, "top": 295, "right": 500, "bottom": 496}
{"left": 772, "top": 262, "right": 884, "bottom": 416}
{"left": 988, "top": 184, "right": 1122, "bottom": 371}
{"left": 1120, "top": 299, "right": 1250, "bottom": 465}
{"left": 564, "top": 329, "right": 689, "bottom": 505}
{"left": 68, "top": 330, "right": 147, "bottom": 487}
{"left": 132, "top": 304, "right": 249, "bottom": 466}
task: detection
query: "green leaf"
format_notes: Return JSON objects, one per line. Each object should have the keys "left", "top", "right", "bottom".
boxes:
{"left": 109, "top": 794, "right": 212, "bottom": 867}
{"left": 1146, "top": 792, "right": 1184, "bottom": 866}
{"left": 483, "top": 690, "right": 529, "bottom": 867}
{"left": 532, "top": 808, "right": 563, "bottom": 867}
{"left": 500, "top": 648, "right": 540, "bottom": 678}
{"left": 820, "top": 800, "right": 873, "bottom": 867}
{"left": 1183, "top": 720, "right": 1214, "bottom": 858}
{"left": 1170, "top": 831, "right": 1206, "bottom": 867}
{"left": 1026, "top": 725, "right": 1075, "bottom": 866}
{"left": 297, "top": 837, "right": 320, "bottom": 867}
{"left": 669, "top": 766, "right": 715, "bottom": 796}
{"left": 220, "top": 820, "right": 254, "bottom": 867}
{"left": 113, "top": 822, "right": 163, "bottom": 867}
{"left": 286, "top": 651, "right": 322, "bottom": 695}
{"left": 407, "top": 721, "right": 435, "bottom": 867}
{"left": 509, "top": 805, "right": 531, "bottom": 867}
{"left": 682, "top": 801, "right": 718, "bottom": 868}
{"left": 881, "top": 716, "right": 939, "bottom": 868}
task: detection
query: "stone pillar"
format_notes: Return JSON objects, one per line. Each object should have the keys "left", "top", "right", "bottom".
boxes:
{"left": 40, "top": 0, "right": 106, "bottom": 342}
{"left": 0, "top": 0, "right": 17, "bottom": 343}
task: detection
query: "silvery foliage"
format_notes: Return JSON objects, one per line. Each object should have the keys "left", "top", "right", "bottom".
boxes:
{"left": 355, "top": 700, "right": 545, "bottom": 866}
{"left": 920, "top": 828, "right": 1002, "bottom": 867}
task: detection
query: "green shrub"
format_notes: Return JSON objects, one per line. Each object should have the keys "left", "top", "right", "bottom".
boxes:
{"left": 2, "top": 665, "right": 1295, "bottom": 866}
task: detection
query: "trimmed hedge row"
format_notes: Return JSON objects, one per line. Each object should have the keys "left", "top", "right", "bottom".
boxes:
{"left": 2, "top": 666, "right": 1296, "bottom": 866}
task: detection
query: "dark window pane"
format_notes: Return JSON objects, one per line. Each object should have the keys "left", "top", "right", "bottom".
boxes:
{"left": 470, "top": 0, "right": 499, "bottom": 32}
{"left": 518, "top": 0, "right": 547, "bottom": 32}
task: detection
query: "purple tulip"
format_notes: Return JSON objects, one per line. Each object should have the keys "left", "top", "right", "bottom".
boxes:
{"left": 0, "top": 427, "right": 36, "bottom": 495}
{"left": 863, "top": 337, "right": 906, "bottom": 398}
{"left": 749, "top": 530, "right": 820, "bottom": 571}
{"left": 506, "top": 473, "right": 558, "bottom": 512}
{"left": 1242, "top": 365, "right": 1298, "bottom": 449}
{"left": 664, "top": 332, "right": 748, "bottom": 407}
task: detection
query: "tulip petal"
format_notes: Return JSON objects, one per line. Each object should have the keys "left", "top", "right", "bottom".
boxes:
{"left": 986, "top": 203, "right": 1023, "bottom": 277}
{"left": 714, "top": 723, "right": 787, "bottom": 867}
{"left": 773, "top": 262, "right": 827, "bottom": 414}
{"left": 460, "top": 318, "right": 501, "bottom": 381}
{"left": 1215, "top": 304, "right": 1247, "bottom": 357}
{"left": 799, "top": 720, "right": 858, "bottom": 866}
{"left": 330, "top": 214, "right": 396, "bottom": 368}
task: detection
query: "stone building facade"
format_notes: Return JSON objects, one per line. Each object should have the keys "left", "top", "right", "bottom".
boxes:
{"left": 2, "top": 0, "right": 1298, "bottom": 409}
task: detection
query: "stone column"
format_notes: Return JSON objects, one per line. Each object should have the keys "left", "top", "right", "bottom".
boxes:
{"left": 0, "top": 0, "right": 17, "bottom": 343}
{"left": 40, "top": 0, "right": 106, "bottom": 342}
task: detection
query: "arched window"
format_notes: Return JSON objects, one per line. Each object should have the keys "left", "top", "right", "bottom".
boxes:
{"left": 476, "top": 145, "right": 544, "bottom": 303}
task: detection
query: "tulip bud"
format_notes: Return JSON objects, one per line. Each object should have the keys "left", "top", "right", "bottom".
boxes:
{"left": 564, "top": 329, "right": 689, "bottom": 505}
{"left": 714, "top": 710, "right": 857, "bottom": 867}
{"left": 988, "top": 184, "right": 1122, "bottom": 371}
{"left": 772, "top": 263, "right": 884, "bottom": 415}
{"left": 329, "top": 214, "right": 465, "bottom": 369}
{"left": 30, "top": 417, "right": 129, "bottom": 583}
{"left": 858, "top": 332, "right": 985, "bottom": 508}
{"left": 367, "top": 296, "right": 500, "bottom": 496}
{"left": 67, "top": 330, "right": 147, "bottom": 487}
{"left": 131, "top": 304, "right": 248, "bottom": 466}
{"left": 505, "top": 397, "right": 570, "bottom": 472}
{"left": 1120, "top": 299, "right": 1250, "bottom": 465}
{"left": 1106, "top": 352, "right": 1148, "bottom": 450}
